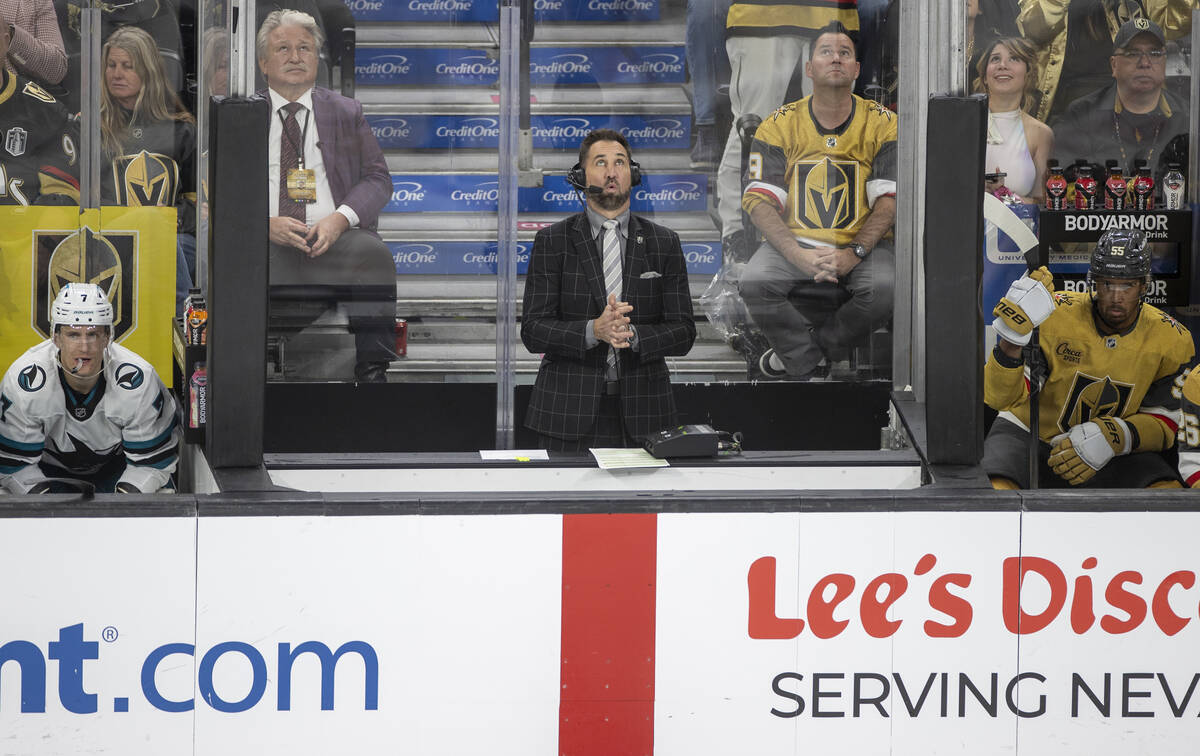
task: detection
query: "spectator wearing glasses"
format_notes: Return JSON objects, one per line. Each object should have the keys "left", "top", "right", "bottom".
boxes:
{"left": 1017, "top": 0, "right": 1192, "bottom": 124}
{"left": 1051, "top": 18, "right": 1188, "bottom": 182}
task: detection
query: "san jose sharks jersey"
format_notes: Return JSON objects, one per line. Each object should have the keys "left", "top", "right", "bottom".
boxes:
{"left": 986, "top": 291, "right": 1193, "bottom": 448}
{"left": 0, "top": 340, "right": 179, "bottom": 493}
{"left": 0, "top": 69, "right": 80, "bottom": 205}
{"left": 743, "top": 94, "right": 898, "bottom": 248}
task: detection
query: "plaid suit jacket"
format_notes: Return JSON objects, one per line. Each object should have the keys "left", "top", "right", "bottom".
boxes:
{"left": 521, "top": 212, "right": 696, "bottom": 441}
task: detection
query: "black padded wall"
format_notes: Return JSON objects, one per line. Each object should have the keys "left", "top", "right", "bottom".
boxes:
{"left": 923, "top": 95, "right": 986, "bottom": 465}
{"left": 206, "top": 96, "right": 270, "bottom": 467}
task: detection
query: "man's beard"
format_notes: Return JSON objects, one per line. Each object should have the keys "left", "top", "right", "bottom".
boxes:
{"left": 594, "top": 189, "right": 631, "bottom": 211}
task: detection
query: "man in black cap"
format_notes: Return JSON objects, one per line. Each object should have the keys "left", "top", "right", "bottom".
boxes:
{"left": 1051, "top": 18, "right": 1189, "bottom": 183}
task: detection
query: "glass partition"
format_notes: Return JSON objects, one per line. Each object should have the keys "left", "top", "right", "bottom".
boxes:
{"left": 10, "top": 1, "right": 1193, "bottom": 464}
{"left": 501, "top": 0, "right": 904, "bottom": 449}
{"left": 179, "top": 2, "right": 1189, "bottom": 455}
{"left": 195, "top": 0, "right": 911, "bottom": 450}
{"left": 980, "top": 6, "right": 1194, "bottom": 320}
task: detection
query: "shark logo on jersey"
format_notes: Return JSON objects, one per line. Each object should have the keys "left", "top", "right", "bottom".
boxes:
{"left": 1058, "top": 372, "right": 1134, "bottom": 433}
{"left": 5, "top": 127, "right": 27, "bottom": 157}
{"left": 792, "top": 158, "right": 858, "bottom": 230}
{"left": 115, "top": 363, "right": 144, "bottom": 390}
{"left": 112, "top": 150, "right": 180, "bottom": 207}
{"left": 17, "top": 365, "right": 47, "bottom": 392}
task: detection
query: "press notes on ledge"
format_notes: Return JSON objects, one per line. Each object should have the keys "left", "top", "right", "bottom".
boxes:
{"left": 589, "top": 448, "right": 670, "bottom": 470}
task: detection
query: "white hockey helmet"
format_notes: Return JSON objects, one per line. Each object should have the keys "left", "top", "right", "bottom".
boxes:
{"left": 51, "top": 282, "right": 114, "bottom": 330}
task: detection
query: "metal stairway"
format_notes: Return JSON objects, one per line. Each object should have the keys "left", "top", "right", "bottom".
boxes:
{"left": 271, "top": 0, "right": 744, "bottom": 382}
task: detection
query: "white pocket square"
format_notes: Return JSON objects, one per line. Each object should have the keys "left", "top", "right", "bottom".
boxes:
{"left": 639, "top": 271, "right": 662, "bottom": 279}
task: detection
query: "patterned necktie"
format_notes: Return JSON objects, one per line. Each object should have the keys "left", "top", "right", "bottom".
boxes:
{"left": 279, "top": 102, "right": 306, "bottom": 221}
{"left": 601, "top": 218, "right": 622, "bottom": 376}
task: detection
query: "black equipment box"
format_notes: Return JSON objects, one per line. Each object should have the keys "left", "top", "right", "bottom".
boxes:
{"left": 644, "top": 424, "right": 720, "bottom": 458}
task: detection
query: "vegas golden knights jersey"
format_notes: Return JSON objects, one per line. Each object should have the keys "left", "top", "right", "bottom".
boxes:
{"left": 743, "top": 95, "right": 897, "bottom": 248}
{"left": 103, "top": 118, "right": 197, "bottom": 234}
{"left": 0, "top": 69, "right": 79, "bottom": 205}
{"left": 985, "top": 291, "right": 1194, "bottom": 447}
{"left": 726, "top": 0, "right": 858, "bottom": 38}
{"left": 1175, "top": 368, "right": 1200, "bottom": 487}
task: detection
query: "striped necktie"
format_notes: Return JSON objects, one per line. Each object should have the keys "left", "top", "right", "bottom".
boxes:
{"left": 601, "top": 218, "right": 622, "bottom": 376}
{"left": 279, "top": 102, "right": 306, "bottom": 221}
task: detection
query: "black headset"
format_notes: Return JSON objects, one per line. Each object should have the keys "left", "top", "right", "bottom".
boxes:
{"left": 567, "top": 160, "right": 642, "bottom": 192}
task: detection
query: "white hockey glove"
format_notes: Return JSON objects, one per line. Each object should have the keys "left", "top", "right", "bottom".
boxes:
{"left": 992, "top": 266, "right": 1055, "bottom": 346}
{"left": 1048, "top": 417, "right": 1132, "bottom": 485}
{"left": 1, "top": 466, "right": 52, "bottom": 495}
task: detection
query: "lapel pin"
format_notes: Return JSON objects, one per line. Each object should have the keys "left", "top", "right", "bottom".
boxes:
{"left": 636, "top": 235, "right": 643, "bottom": 245}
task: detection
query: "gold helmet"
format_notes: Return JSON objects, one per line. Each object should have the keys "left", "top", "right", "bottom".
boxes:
{"left": 47, "top": 227, "right": 122, "bottom": 330}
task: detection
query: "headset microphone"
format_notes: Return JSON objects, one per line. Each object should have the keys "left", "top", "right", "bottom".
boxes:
{"left": 586, "top": 185, "right": 604, "bottom": 195}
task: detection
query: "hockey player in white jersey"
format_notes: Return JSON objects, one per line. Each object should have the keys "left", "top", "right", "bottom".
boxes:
{"left": 0, "top": 283, "right": 180, "bottom": 493}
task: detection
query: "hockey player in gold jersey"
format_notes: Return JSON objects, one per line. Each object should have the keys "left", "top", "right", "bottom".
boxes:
{"left": 984, "top": 229, "right": 1193, "bottom": 489}
{"left": 1175, "top": 369, "right": 1200, "bottom": 487}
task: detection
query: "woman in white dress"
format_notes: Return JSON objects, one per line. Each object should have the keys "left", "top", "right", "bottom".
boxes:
{"left": 973, "top": 36, "right": 1054, "bottom": 204}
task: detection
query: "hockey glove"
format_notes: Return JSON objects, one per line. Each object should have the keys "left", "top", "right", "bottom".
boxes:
{"left": 992, "top": 266, "right": 1055, "bottom": 346}
{"left": 1048, "top": 417, "right": 1132, "bottom": 485}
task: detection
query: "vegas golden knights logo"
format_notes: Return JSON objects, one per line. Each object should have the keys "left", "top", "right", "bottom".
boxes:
{"left": 33, "top": 226, "right": 137, "bottom": 340}
{"left": 112, "top": 150, "right": 180, "bottom": 207}
{"left": 792, "top": 157, "right": 858, "bottom": 230}
{"left": 1057, "top": 372, "right": 1134, "bottom": 433}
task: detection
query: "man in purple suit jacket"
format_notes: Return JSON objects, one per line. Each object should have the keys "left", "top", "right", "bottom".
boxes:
{"left": 258, "top": 9, "right": 396, "bottom": 383}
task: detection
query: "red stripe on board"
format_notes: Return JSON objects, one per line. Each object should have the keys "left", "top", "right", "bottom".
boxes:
{"left": 559, "top": 513, "right": 657, "bottom": 756}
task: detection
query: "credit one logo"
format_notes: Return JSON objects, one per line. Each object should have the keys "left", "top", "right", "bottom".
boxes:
{"left": 357, "top": 54, "right": 412, "bottom": 76}
{"left": 393, "top": 243, "right": 437, "bottom": 266}
{"left": 450, "top": 180, "right": 500, "bottom": 207}
{"left": 617, "top": 53, "right": 683, "bottom": 75}
{"left": 531, "top": 53, "right": 592, "bottom": 76}
{"left": 410, "top": 0, "right": 471, "bottom": 11}
{"left": 436, "top": 117, "right": 500, "bottom": 139}
{"left": 533, "top": 117, "right": 593, "bottom": 142}
{"left": 588, "top": 0, "right": 653, "bottom": 9}
{"left": 391, "top": 181, "right": 427, "bottom": 205}
{"left": 683, "top": 243, "right": 717, "bottom": 266}
{"left": 542, "top": 188, "right": 580, "bottom": 203}
{"left": 621, "top": 118, "right": 686, "bottom": 142}
{"left": 636, "top": 181, "right": 702, "bottom": 203}
{"left": 347, "top": 0, "right": 383, "bottom": 10}
{"left": 371, "top": 118, "right": 412, "bottom": 140}
{"left": 461, "top": 244, "right": 531, "bottom": 265}
{"left": 435, "top": 55, "right": 498, "bottom": 76}
{"left": 0, "top": 623, "right": 378, "bottom": 713}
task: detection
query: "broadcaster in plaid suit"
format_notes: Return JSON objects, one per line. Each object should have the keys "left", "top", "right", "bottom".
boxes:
{"left": 521, "top": 129, "right": 696, "bottom": 452}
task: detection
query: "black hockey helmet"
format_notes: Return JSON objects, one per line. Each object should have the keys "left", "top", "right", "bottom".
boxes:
{"left": 1087, "top": 229, "right": 1152, "bottom": 291}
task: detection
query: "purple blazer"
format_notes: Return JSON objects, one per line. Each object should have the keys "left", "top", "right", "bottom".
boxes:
{"left": 266, "top": 86, "right": 392, "bottom": 234}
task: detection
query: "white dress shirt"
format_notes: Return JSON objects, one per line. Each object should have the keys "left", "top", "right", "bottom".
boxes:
{"left": 266, "top": 87, "right": 359, "bottom": 228}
